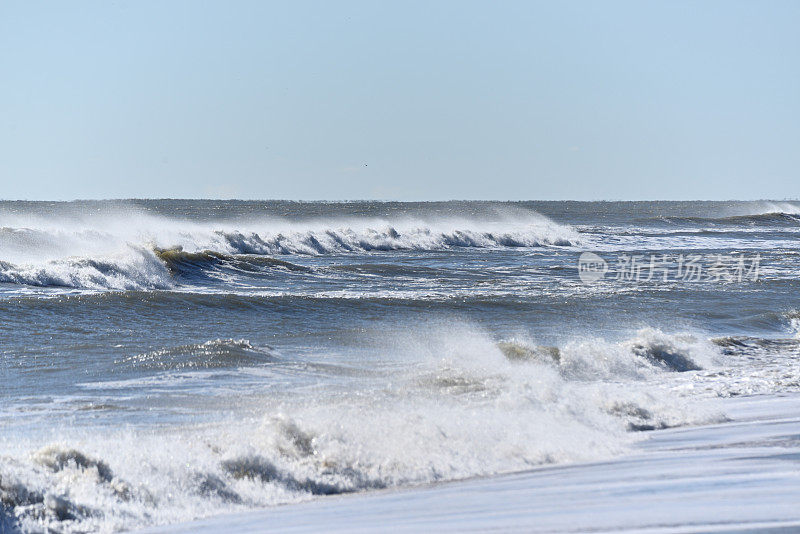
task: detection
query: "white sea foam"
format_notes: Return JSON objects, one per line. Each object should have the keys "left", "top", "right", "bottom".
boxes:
{"left": 0, "top": 325, "right": 722, "bottom": 532}
{"left": 138, "top": 395, "right": 800, "bottom": 534}
{"left": 787, "top": 310, "right": 800, "bottom": 339}
{"left": 0, "top": 246, "right": 174, "bottom": 290}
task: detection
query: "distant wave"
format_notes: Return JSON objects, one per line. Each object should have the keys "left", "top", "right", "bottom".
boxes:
{"left": 655, "top": 212, "right": 800, "bottom": 225}
{"left": 0, "top": 211, "right": 579, "bottom": 289}
{"left": 720, "top": 212, "right": 800, "bottom": 224}
{"left": 653, "top": 202, "right": 800, "bottom": 226}
{"left": 212, "top": 224, "right": 578, "bottom": 255}
{"left": 0, "top": 209, "right": 579, "bottom": 258}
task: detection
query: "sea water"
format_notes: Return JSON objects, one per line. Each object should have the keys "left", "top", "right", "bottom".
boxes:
{"left": 2, "top": 200, "right": 800, "bottom": 532}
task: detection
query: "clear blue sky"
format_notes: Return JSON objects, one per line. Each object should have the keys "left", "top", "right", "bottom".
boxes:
{"left": 1, "top": 1, "right": 798, "bottom": 200}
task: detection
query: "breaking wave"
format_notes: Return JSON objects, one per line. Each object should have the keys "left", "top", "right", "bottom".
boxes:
{"left": 497, "top": 327, "right": 716, "bottom": 380}
{"left": 0, "top": 248, "right": 174, "bottom": 291}
{"left": 658, "top": 213, "right": 800, "bottom": 225}
{"left": 655, "top": 203, "right": 800, "bottom": 226}
{"left": 0, "top": 326, "right": 722, "bottom": 533}
{"left": 211, "top": 224, "right": 577, "bottom": 255}
{"left": 0, "top": 209, "right": 579, "bottom": 290}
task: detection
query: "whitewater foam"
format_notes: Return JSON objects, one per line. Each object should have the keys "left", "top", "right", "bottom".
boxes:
{"left": 0, "top": 325, "right": 722, "bottom": 533}
{"left": 0, "top": 247, "right": 174, "bottom": 291}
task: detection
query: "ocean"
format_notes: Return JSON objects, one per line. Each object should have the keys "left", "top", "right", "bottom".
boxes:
{"left": 2, "top": 199, "right": 800, "bottom": 532}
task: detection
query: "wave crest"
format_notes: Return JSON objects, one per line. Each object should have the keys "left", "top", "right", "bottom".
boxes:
{"left": 498, "top": 328, "right": 716, "bottom": 379}
{"left": 213, "top": 223, "right": 577, "bottom": 255}
{"left": 0, "top": 247, "right": 173, "bottom": 290}
{"left": 0, "top": 210, "right": 578, "bottom": 289}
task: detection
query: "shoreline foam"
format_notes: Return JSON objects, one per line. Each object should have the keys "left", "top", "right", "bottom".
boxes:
{"left": 139, "top": 393, "right": 800, "bottom": 534}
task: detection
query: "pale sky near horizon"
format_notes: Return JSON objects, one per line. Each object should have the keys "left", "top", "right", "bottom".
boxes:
{"left": 1, "top": 1, "right": 798, "bottom": 201}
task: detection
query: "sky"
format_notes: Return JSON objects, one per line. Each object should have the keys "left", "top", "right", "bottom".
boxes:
{"left": 1, "top": 0, "right": 798, "bottom": 201}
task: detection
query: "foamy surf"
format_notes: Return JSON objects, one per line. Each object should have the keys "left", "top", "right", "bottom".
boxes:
{"left": 4, "top": 200, "right": 800, "bottom": 533}
{"left": 0, "top": 326, "right": 728, "bottom": 533}
{"left": 139, "top": 395, "right": 800, "bottom": 534}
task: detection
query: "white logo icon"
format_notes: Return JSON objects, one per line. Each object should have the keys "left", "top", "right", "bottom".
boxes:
{"left": 578, "top": 252, "right": 608, "bottom": 283}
